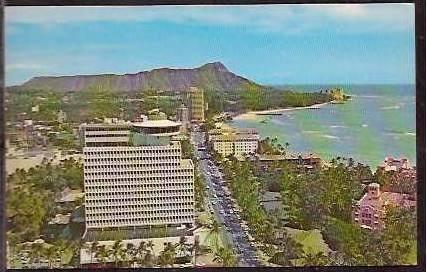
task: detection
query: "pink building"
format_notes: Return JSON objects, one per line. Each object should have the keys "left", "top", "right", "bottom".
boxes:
{"left": 352, "top": 183, "right": 416, "bottom": 231}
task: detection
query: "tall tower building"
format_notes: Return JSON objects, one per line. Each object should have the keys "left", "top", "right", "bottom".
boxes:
{"left": 80, "top": 118, "right": 194, "bottom": 241}
{"left": 176, "top": 104, "right": 190, "bottom": 133}
{"left": 187, "top": 87, "right": 205, "bottom": 122}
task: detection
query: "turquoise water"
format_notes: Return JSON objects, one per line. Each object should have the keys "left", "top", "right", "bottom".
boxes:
{"left": 230, "top": 84, "right": 416, "bottom": 169}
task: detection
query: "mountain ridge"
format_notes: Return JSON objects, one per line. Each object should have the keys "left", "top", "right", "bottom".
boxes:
{"left": 18, "top": 62, "right": 255, "bottom": 93}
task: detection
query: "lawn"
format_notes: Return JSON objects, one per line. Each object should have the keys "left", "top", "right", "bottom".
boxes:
{"left": 405, "top": 240, "right": 417, "bottom": 265}
{"left": 285, "top": 227, "right": 330, "bottom": 255}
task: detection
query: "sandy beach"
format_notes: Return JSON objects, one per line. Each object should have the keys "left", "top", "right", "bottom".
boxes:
{"left": 232, "top": 102, "right": 331, "bottom": 121}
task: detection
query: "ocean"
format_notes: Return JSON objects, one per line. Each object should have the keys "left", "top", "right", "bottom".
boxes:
{"left": 229, "top": 84, "right": 416, "bottom": 169}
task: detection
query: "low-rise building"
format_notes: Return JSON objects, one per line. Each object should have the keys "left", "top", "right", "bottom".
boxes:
{"left": 352, "top": 183, "right": 416, "bottom": 231}
{"left": 378, "top": 156, "right": 412, "bottom": 172}
{"left": 238, "top": 153, "right": 322, "bottom": 171}
{"left": 259, "top": 191, "right": 282, "bottom": 214}
{"left": 377, "top": 157, "right": 417, "bottom": 195}
{"left": 148, "top": 109, "right": 167, "bottom": 120}
{"left": 208, "top": 128, "right": 259, "bottom": 158}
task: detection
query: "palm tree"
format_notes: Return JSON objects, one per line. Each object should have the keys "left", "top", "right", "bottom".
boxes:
{"left": 205, "top": 219, "right": 221, "bottom": 251}
{"left": 158, "top": 242, "right": 176, "bottom": 267}
{"left": 125, "top": 243, "right": 136, "bottom": 267}
{"left": 192, "top": 235, "right": 202, "bottom": 265}
{"left": 146, "top": 240, "right": 154, "bottom": 253}
{"left": 348, "top": 157, "right": 355, "bottom": 168}
{"left": 44, "top": 245, "right": 58, "bottom": 268}
{"left": 176, "top": 236, "right": 190, "bottom": 258}
{"left": 30, "top": 242, "right": 45, "bottom": 266}
{"left": 95, "top": 245, "right": 110, "bottom": 267}
{"left": 111, "top": 240, "right": 124, "bottom": 267}
{"left": 137, "top": 241, "right": 147, "bottom": 255}
{"left": 213, "top": 246, "right": 237, "bottom": 267}
{"left": 271, "top": 232, "right": 303, "bottom": 266}
{"left": 143, "top": 251, "right": 155, "bottom": 268}
{"left": 89, "top": 241, "right": 98, "bottom": 264}
{"left": 301, "top": 251, "right": 330, "bottom": 266}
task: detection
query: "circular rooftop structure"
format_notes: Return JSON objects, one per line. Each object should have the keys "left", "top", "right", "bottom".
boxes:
{"left": 132, "top": 120, "right": 181, "bottom": 136}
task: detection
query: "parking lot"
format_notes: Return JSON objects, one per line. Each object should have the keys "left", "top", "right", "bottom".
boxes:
{"left": 191, "top": 126, "right": 261, "bottom": 267}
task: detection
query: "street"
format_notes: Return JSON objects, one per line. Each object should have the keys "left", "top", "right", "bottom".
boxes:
{"left": 190, "top": 126, "right": 262, "bottom": 267}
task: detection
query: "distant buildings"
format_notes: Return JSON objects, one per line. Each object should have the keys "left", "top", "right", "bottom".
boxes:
{"left": 352, "top": 183, "right": 416, "bottom": 231}
{"left": 259, "top": 191, "right": 282, "bottom": 214}
{"left": 55, "top": 187, "right": 84, "bottom": 211}
{"left": 176, "top": 104, "right": 190, "bottom": 133}
{"left": 147, "top": 108, "right": 168, "bottom": 120}
{"left": 208, "top": 128, "right": 259, "bottom": 158}
{"left": 22, "top": 119, "right": 35, "bottom": 148}
{"left": 377, "top": 157, "right": 417, "bottom": 195}
{"left": 57, "top": 110, "right": 67, "bottom": 123}
{"left": 31, "top": 105, "right": 40, "bottom": 113}
{"left": 378, "top": 156, "right": 412, "bottom": 172}
{"left": 79, "top": 118, "right": 195, "bottom": 243}
{"left": 253, "top": 153, "right": 322, "bottom": 170}
{"left": 187, "top": 87, "right": 205, "bottom": 122}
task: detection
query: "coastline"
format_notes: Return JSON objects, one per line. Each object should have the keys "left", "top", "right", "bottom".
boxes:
{"left": 233, "top": 102, "right": 331, "bottom": 121}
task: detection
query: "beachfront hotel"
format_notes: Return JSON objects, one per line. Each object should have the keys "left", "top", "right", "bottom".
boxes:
{"left": 352, "top": 183, "right": 416, "bottom": 232}
{"left": 79, "top": 118, "right": 195, "bottom": 239}
{"left": 208, "top": 128, "right": 260, "bottom": 158}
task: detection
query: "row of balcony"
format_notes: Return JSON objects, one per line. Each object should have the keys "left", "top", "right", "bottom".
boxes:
{"left": 86, "top": 206, "right": 194, "bottom": 214}
{"left": 86, "top": 186, "right": 193, "bottom": 193}
{"left": 85, "top": 191, "right": 194, "bottom": 199}
{"left": 87, "top": 211, "right": 194, "bottom": 219}
{"left": 84, "top": 180, "right": 193, "bottom": 186}
{"left": 84, "top": 164, "right": 191, "bottom": 173}
{"left": 84, "top": 173, "right": 193, "bottom": 179}
{"left": 85, "top": 200, "right": 194, "bottom": 208}
{"left": 87, "top": 218, "right": 193, "bottom": 228}
{"left": 85, "top": 191, "right": 193, "bottom": 199}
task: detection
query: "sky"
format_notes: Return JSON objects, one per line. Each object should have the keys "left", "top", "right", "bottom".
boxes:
{"left": 5, "top": 4, "right": 415, "bottom": 86}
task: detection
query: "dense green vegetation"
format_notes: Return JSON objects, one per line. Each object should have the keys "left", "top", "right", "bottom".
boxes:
{"left": 239, "top": 83, "right": 336, "bottom": 111}
{"left": 6, "top": 82, "right": 345, "bottom": 125}
{"left": 6, "top": 87, "right": 168, "bottom": 124}
{"left": 6, "top": 158, "right": 83, "bottom": 243}
{"left": 215, "top": 138, "right": 417, "bottom": 266}
{"left": 5, "top": 89, "right": 62, "bottom": 122}
{"left": 322, "top": 206, "right": 416, "bottom": 265}
{"left": 222, "top": 158, "right": 275, "bottom": 245}
{"left": 82, "top": 237, "right": 206, "bottom": 268}
{"left": 280, "top": 158, "right": 364, "bottom": 229}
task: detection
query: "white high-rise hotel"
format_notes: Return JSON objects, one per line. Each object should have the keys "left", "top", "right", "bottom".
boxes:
{"left": 80, "top": 118, "right": 194, "bottom": 234}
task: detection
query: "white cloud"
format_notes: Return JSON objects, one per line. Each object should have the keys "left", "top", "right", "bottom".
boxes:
{"left": 5, "top": 4, "right": 414, "bottom": 33}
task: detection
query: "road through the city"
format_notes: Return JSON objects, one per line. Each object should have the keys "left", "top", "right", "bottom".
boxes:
{"left": 190, "top": 127, "right": 261, "bottom": 267}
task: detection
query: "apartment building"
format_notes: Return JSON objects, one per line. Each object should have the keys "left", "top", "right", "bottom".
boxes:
{"left": 187, "top": 87, "right": 205, "bottom": 122}
{"left": 80, "top": 118, "right": 194, "bottom": 239}
{"left": 208, "top": 128, "right": 259, "bottom": 157}
{"left": 352, "top": 183, "right": 416, "bottom": 231}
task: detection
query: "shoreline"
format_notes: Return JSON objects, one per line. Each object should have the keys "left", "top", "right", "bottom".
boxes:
{"left": 233, "top": 102, "right": 331, "bottom": 121}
